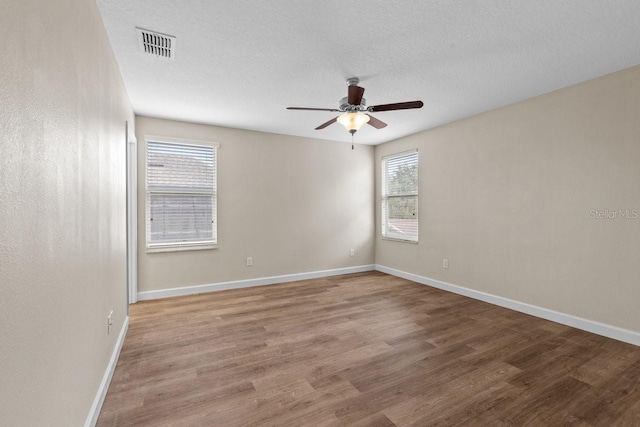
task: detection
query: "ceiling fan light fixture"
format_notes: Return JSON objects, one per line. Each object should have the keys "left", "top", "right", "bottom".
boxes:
{"left": 287, "top": 77, "right": 422, "bottom": 133}
{"left": 337, "top": 112, "right": 370, "bottom": 134}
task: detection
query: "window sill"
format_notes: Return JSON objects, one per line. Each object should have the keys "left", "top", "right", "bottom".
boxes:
{"left": 381, "top": 237, "right": 419, "bottom": 244}
{"left": 146, "top": 243, "right": 218, "bottom": 253}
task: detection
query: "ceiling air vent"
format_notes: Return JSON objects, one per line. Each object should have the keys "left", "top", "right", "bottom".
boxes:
{"left": 136, "top": 28, "right": 176, "bottom": 60}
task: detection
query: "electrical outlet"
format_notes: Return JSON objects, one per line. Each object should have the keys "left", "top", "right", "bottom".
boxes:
{"left": 107, "top": 310, "right": 113, "bottom": 334}
{"left": 350, "top": 249, "right": 355, "bottom": 257}
{"left": 246, "top": 257, "right": 253, "bottom": 267}
{"left": 443, "top": 259, "right": 449, "bottom": 269}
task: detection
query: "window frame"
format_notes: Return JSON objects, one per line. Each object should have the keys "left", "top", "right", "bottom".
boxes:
{"left": 381, "top": 149, "right": 419, "bottom": 243}
{"left": 144, "top": 136, "right": 219, "bottom": 253}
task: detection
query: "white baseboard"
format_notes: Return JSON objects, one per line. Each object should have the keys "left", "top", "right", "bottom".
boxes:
{"left": 375, "top": 264, "right": 640, "bottom": 347}
{"left": 137, "top": 265, "right": 376, "bottom": 301}
{"left": 85, "top": 316, "right": 130, "bottom": 427}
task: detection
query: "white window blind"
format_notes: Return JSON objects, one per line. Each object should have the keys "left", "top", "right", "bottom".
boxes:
{"left": 382, "top": 149, "right": 418, "bottom": 242}
{"left": 146, "top": 140, "right": 217, "bottom": 251}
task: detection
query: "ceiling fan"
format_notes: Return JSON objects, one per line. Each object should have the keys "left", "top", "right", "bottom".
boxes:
{"left": 287, "top": 77, "right": 423, "bottom": 135}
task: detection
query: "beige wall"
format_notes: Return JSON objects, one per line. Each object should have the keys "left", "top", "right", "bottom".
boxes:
{"left": 135, "top": 116, "right": 375, "bottom": 292}
{"left": 376, "top": 66, "right": 640, "bottom": 333}
{"left": 0, "top": 0, "right": 133, "bottom": 425}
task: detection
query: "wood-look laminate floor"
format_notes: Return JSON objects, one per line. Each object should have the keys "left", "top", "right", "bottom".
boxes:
{"left": 97, "top": 272, "right": 640, "bottom": 426}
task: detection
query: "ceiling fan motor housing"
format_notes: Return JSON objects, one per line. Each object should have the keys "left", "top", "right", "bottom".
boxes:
{"left": 339, "top": 96, "right": 366, "bottom": 111}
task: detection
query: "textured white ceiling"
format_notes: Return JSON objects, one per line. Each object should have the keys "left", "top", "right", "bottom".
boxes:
{"left": 97, "top": 0, "right": 640, "bottom": 145}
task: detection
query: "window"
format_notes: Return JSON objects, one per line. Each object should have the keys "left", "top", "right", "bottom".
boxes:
{"left": 146, "top": 139, "right": 218, "bottom": 252}
{"left": 382, "top": 149, "right": 418, "bottom": 242}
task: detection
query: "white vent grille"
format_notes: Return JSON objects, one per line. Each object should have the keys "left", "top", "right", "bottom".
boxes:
{"left": 136, "top": 28, "right": 176, "bottom": 60}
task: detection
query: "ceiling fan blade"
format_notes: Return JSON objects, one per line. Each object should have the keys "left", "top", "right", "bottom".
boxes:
{"left": 369, "top": 100, "right": 424, "bottom": 112}
{"left": 315, "top": 116, "right": 338, "bottom": 130}
{"left": 366, "top": 114, "right": 387, "bottom": 129}
{"left": 348, "top": 85, "right": 365, "bottom": 105}
{"left": 287, "top": 107, "right": 340, "bottom": 112}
